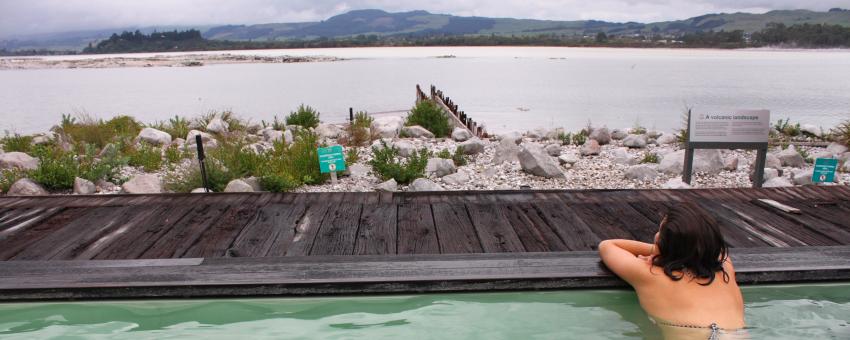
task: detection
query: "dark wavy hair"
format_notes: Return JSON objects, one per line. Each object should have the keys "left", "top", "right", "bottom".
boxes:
{"left": 651, "top": 202, "right": 730, "bottom": 285}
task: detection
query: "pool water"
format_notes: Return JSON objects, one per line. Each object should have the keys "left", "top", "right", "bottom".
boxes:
{"left": 0, "top": 284, "right": 848, "bottom": 339}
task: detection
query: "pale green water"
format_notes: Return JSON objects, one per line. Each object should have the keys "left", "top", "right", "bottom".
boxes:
{"left": 0, "top": 284, "right": 848, "bottom": 339}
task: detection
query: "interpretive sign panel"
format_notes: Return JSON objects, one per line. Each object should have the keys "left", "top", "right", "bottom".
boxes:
{"left": 689, "top": 110, "right": 770, "bottom": 144}
{"left": 812, "top": 158, "right": 838, "bottom": 183}
{"left": 318, "top": 145, "right": 346, "bottom": 174}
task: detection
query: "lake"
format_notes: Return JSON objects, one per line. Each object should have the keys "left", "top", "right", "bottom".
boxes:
{"left": 1, "top": 46, "right": 849, "bottom": 134}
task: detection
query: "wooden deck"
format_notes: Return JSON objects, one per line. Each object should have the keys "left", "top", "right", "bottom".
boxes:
{"left": 0, "top": 186, "right": 849, "bottom": 300}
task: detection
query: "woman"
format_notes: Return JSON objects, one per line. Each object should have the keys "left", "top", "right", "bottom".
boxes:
{"left": 598, "top": 203, "right": 747, "bottom": 339}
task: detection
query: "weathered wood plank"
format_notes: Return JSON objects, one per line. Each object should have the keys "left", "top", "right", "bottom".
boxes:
{"left": 283, "top": 203, "right": 330, "bottom": 256}
{"left": 93, "top": 205, "right": 195, "bottom": 260}
{"left": 230, "top": 204, "right": 306, "bottom": 258}
{"left": 354, "top": 204, "right": 397, "bottom": 255}
{"left": 397, "top": 204, "right": 439, "bottom": 254}
{"left": 533, "top": 203, "right": 601, "bottom": 251}
{"left": 431, "top": 203, "right": 482, "bottom": 254}
{"left": 501, "top": 204, "right": 568, "bottom": 252}
{"left": 11, "top": 206, "right": 131, "bottom": 260}
{"left": 309, "top": 203, "right": 363, "bottom": 256}
{"left": 139, "top": 204, "right": 230, "bottom": 259}
{"left": 466, "top": 204, "right": 525, "bottom": 253}
{"left": 183, "top": 196, "right": 262, "bottom": 258}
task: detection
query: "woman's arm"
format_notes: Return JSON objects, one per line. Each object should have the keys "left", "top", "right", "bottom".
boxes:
{"left": 598, "top": 239, "right": 657, "bottom": 286}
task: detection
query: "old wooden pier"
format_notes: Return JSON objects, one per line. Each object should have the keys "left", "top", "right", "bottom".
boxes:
{"left": 0, "top": 186, "right": 848, "bottom": 300}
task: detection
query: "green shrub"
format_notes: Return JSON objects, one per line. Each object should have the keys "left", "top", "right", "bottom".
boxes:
{"left": 369, "top": 141, "right": 428, "bottom": 184}
{"left": 127, "top": 144, "right": 162, "bottom": 172}
{"left": 62, "top": 114, "right": 142, "bottom": 148}
{"left": 640, "top": 153, "right": 660, "bottom": 164}
{"left": 1, "top": 132, "right": 33, "bottom": 153}
{"left": 78, "top": 143, "right": 127, "bottom": 182}
{"left": 164, "top": 159, "right": 232, "bottom": 193}
{"left": 163, "top": 115, "right": 190, "bottom": 140}
{"left": 831, "top": 120, "right": 850, "bottom": 148}
{"left": 773, "top": 118, "right": 802, "bottom": 137}
{"left": 1, "top": 169, "right": 26, "bottom": 193}
{"left": 345, "top": 148, "right": 359, "bottom": 165}
{"left": 556, "top": 132, "right": 572, "bottom": 146}
{"left": 405, "top": 101, "right": 450, "bottom": 137}
{"left": 345, "top": 111, "right": 374, "bottom": 146}
{"left": 286, "top": 104, "right": 321, "bottom": 129}
{"left": 436, "top": 147, "right": 467, "bottom": 166}
{"left": 193, "top": 111, "right": 217, "bottom": 131}
{"left": 164, "top": 146, "right": 186, "bottom": 165}
{"left": 572, "top": 131, "right": 587, "bottom": 146}
{"left": 435, "top": 149, "right": 452, "bottom": 159}
{"left": 28, "top": 146, "right": 79, "bottom": 190}
{"left": 209, "top": 140, "right": 267, "bottom": 179}
{"left": 264, "top": 131, "right": 326, "bottom": 185}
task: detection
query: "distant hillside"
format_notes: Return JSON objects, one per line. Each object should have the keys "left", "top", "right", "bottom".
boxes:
{"left": 3, "top": 8, "right": 850, "bottom": 51}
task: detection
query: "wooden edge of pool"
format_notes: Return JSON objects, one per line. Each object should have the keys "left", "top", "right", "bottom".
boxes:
{"left": 0, "top": 246, "right": 848, "bottom": 301}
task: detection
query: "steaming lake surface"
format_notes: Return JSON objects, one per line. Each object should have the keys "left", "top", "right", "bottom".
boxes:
{"left": 1, "top": 47, "right": 849, "bottom": 134}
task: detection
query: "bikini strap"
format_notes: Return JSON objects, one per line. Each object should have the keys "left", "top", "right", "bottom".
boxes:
{"left": 707, "top": 323, "right": 719, "bottom": 340}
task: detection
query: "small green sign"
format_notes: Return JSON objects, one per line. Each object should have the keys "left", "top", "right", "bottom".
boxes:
{"left": 812, "top": 158, "right": 838, "bottom": 183}
{"left": 318, "top": 145, "right": 346, "bottom": 173}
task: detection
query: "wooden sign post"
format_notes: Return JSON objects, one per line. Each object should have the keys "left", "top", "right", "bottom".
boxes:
{"left": 683, "top": 109, "right": 770, "bottom": 188}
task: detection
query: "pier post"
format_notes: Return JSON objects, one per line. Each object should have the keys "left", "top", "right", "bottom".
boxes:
{"left": 349, "top": 107, "right": 354, "bottom": 122}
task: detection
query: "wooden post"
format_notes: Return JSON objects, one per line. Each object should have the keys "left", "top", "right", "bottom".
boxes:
{"left": 349, "top": 107, "right": 354, "bottom": 122}
{"left": 753, "top": 148, "right": 767, "bottom": 188}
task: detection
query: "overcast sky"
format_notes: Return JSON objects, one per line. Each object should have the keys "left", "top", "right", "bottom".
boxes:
{"left": 2, "top": 0, "right": 849, "bottom": 38}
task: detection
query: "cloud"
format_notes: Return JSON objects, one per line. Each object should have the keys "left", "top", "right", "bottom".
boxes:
{"left": 1, "top": 0, "right": 848, "bottom": 38}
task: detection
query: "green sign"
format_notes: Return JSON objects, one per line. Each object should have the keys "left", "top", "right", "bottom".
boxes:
{"left": 812, "top": 158, "right": 838, "bottom": 183}
{"left": 318, "top": 145, "right": 346, "bottom": 173}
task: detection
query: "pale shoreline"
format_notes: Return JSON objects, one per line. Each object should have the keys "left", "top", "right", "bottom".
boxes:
{"left": 0, "top": 53, "right": 341, "bottom": 70}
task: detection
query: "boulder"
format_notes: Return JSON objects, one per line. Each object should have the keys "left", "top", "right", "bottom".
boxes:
{"left": 121, "top": 174, "right": 163, "bottom": 194}
{"left": 589, "top": 127, "right": 611, "bottom": 145}
{"left": 558, "top": 153, "right": 580, "bottom": 165}
{"left": 451, "top": 127, "right": 473, "bottom": 142}
{"left": 373, "top": 116, "right": 404, "bottom": 138}
{"left": 315, "top": 124, "right": 344, "bottom": 139}
{"left": 610, "top": 129, "right": 628, "bottom": 140}
{"left": 224, "top": 179, "right": 254, "bottom": 192}
{"left": 375, "top": 179, "right": 397, "bottom": 192}
{"left": 138, "top": 127, "right": 172, "bottom": 146}
{"left": 370, "top": 138, "right": 392, "bottom": 152}
{"left": 662, "top": 178, "right": 691, "bottom": 189}
{"left": 393, "top": 140, "right": 417, "bottom": 157}
{"left": 763, "top": 177, "right": 793, "bottom": 188}
{"left": 186, "top": 130, "right": 215, "bottom": 145}
{"left": 800, "top": 124, "right": 821, "bottom": 136}
{"left": 263, "top": 130, "right": 283, "bottom": 143}
{"left": 659, "top": 149, "right": 724, "bottom": 175}
{"left": 426, "top": 158, "right": 456, "bottom": 178}
{"left": 647, "top": 130, "right": 663, "bottom": 139}
{"left": 191, "top": 188, "right": 210, "bottom": 193}
{"left": 246, "top": 142, "right": 271, "bottom": 154}
{"left": 442, "top": 171, "right": 471, "bottom": 185}
{"left": 459, "top": 138, "right": 485, "bottom": 155}
{"left": 765, "top": 153, "right": 782, "bottom": 170}
{"left": 623, "top": 134, "right": 648, "bottom": 148}
{"left": 499, "top": 131, "right": 523, "bottom": 144}
{"left": 31, "top": 132, "right": 56, "bottom": 145}
{"left": 171, "top": 138, "right": 186, "bottom": 148}
{"left": 656, "top": 134, "right": 678, "bottom": 145}
{"left": 492, "top": 138, "right": 520, "bottom": 164}
{"left": 7, "top": 178, "right": 48, "bottom": 196}
{"left": 545, "top": 128, "right": 566, "bottom": 141}
{"left": 763, "top": 168, "right": 780, "bottom": 181}
{"left": 843, "top": 160, "right": 850, "bottom": 173}
{"left": 624, "top": 165, "right": 659, "bottom": 181}
{"left": 791, "top": 170, "right": 813, "bottom": 186}
{"left": 612, "top": 148, "right": 637, "bottom": 166}
{"left": 206, "top": 118, "right": 228, "bottom": 134}
{"left": 776, "top": 145, "right": 806, "bottom": 168}
{"left": 408, "top": 178, "right": 443, "bottom": 191}
{"left": 544, "top": 144, "right": 561, "bottom": 157}
{"left": 826, "top": 142, "right": 848, "bottom": 156}
{"left": 840, "top": 152, "right": 850, "bottom": 165}
{"left": 723, "top": 156, "right": 739, "bottom": 171}
{"left": 73, "top": 177, "right": 96, "bottom": 195}
{"left": 246, "top": 122, "right": 262, "bottom": 134}
{"left": 525, "top": 128, "right": 547, "bottom": 140}
{"left": 579, "top": 139, "right": 601, "bottom": 156}
{"left": 346, "top": 164, "right": 369, "bottom": 179}
{"left": 400, "top": 125, "right": 434, "bottom": 138}
{"left": 96, "top": 180, "right": 119, "bottom": 193}
{"left": 0, "top": 152, "right": 38, "bottom": 171}
{"left": 518, "top": 144, "right": 565, "bottom": 179}
{"left": 243, "top": 177, "right": 263, "bottom": 191}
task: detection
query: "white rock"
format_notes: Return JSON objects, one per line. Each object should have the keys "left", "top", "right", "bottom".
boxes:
{"left": 623, "top": 134, "right": 648, "bottom": 148}
{"left": 612, "top": 148, "right": 637, "bottom": 165}
{"left": 246, "top": 122, "right": 262, "bottom": 134}
{"left": 121, "top": 174, "right": 163, "bottom": 194}
{"left": 662, "top": 178, "right": 691, "bottom": 189}
{"left": 579, "top": 139, "right": 601, "bottom": 156}
{"left": 370, "top": 139, "right": 392, "bottom": 152}
{"left": 839, "top": 152, "right": 850, "bottom": 165}
{"left": 393, "top": 140, "right": 417, "bottom": 157}
{"left": 776, "top": 145, "right": 806, "bottom": 168}
{"left": 426, "top": 158, "right": 456, "bottom": 177}
{"left": 171, "top": 138, "right": 186, "bottom": 147}
{"left": 843, "top": 160, "right": 850, "bottom": 173}
{"left": 659, "top": 149, "right": 724, "bottom": 175}
{"left": 315, "top": 124, "right": 344, "bottom": 139}
{"left": 518, "top": 143, "right": 565, "bottom": 179}
{"left": 243, "top": 177, "right": 263, "bottom": 191}
{"left": 459, "top": 138, "right": 485, "bottom": 155}
{"left": 792, "top": 170, "right": 814, "bottom": 186}
{"left": 499, "top": 131, "right": 523, "bottom": 144}
{"left": 800, "top": 124, "right": 821, "bottom": 136}
{"left": 31, "top": 132, "right": 56, "bottom": 145}
{"left": 409, "top": 178, "right": 443, "bottom": 191}
{"left": 723, "top": 157, "right": 739, "bottom": 171}
{"left": 544, "top": 144, "right": 562, "bottom": 157}
{"left": 375, "top": 179, "right": 397, "bottom": 192}
{"left": 191, "top": 188, "right": 209, "bottom": 193}
{"left": 826, "top": 142, "right": 848, "bottom": 156}
{"left": 558, "top": 153, "right": 580, "bottom": 165}
{"left": 763, "top": 177, "right": 793, "bottom": 188}
{"left": 646, "top": 130, "right": 662, "bottom": 139}
{"left": 263, "top": 130, "right": 284, "bottom": 143}
{"left": 765, "top": 153, "right": 782, "bottom": 170}
{"left": 224, "top": 179, "right": 254, "bottom": 192}
{"left": 96, "top": 180, "right": 118, "bottom": 193}
{"left": 624, "top": 164, "right": 659, "bottom": 181}
{"left": 589, "top": 127, "right": 611, "bottom": 145}
{"left": 442, "top": 171, "right": 471, "bottom": 185}
{"left": 525, "top": 128, "right": 547, "bottom": 140}
{"left": 206, "top": 118, "right": 229, "bottom": 134}
{"left": 138, "top": 127, "right": 172, "bottom": 146}
{"left": 400, "top": 125, "right": 435, "bottom": 138}
{"left": 0, "top": 152, "right": 39, "bottom": 171}
{"left": 656, "top": 134, "right": 678, "bottom": 145}
{"left": 373, "top": 116, "right": 404, "bottom": 138}
{"left": 73, "top": 177, "right": 96, "bottom": 195}
{"left": 493, "top": 138, "right": 520, "bottom": 164}
{"left": 610, "top": 129, "right": 628, "bottom": 140}
{"left": 763, "top": 168, "right": 780, "bottom": 181}
{"left": 7, "top": 178, "right": 48, "bottom": 196}
{"left": 186, "top": 130, "right": 215, "bottom": 145}
{"left": 451, "top": 127, "right": 473, "bottom": 142}
{"left": 347, "top": 164, "right": 369, "bottom": 179}
{"left": 809, "top": 150, "right": 834, "bottom": 161}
